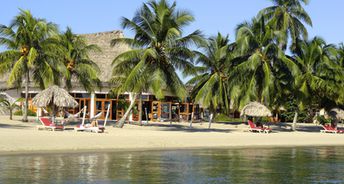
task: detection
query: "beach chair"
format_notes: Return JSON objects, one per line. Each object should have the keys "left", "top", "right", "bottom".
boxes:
{"left": 75, "top": 112, "right": 103, "bottom": 132}
{"left": 37, "top": 117, "right": 64, "bottom": 131}
{"left": 248, "top": 120, "right": 271, "bottom": 133}
{"left": 320, "top": 125, "right": 344, "bottom": 134}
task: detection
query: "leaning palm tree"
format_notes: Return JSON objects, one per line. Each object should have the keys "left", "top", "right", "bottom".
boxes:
{"left": 111, "top": 0, "right": 204, "bottom": 128}
{"left": 259, "top": 0, "right": 312, "bottom": 50}
{"left": 232, "top": 17, "right": 299, "bottom": 109}
{"left": 59, "top": 27, "right": 101, "bottom": 92}
{"left": 187, "top": 33, "right": 233, "bottom": 117}
{"left": 0, "top": 9, "right": 62, "bottom": 122}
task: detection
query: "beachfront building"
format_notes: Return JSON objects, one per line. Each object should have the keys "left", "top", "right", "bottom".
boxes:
{"left": 0, "top": 31, "right": 201, "bottom": 122}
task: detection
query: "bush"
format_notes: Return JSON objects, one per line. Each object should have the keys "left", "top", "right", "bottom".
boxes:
{"left": 316, "top": 115, "right": 331, "bottom": 125}
{"left": 214, "top": 113, "right": 242, "bottom": 122}
{"left": 14, "top": 109, "right": 36, "bottom": 116}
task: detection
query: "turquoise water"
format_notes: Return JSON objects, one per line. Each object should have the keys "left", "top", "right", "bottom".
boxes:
{"left": 0, "top": 147, "right": 344, "bottom": 183}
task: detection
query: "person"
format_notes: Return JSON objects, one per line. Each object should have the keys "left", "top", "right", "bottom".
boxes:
{"left": 247, "top": 117, "right": 254, "bottom": 125}
{"left": 91, "top": 120, "right": 98, "bottom": 127}
{"left": 256, "top": 121, "right": 263, "bottom": 128}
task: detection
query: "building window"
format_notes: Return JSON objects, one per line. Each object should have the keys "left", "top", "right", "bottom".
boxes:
{"left": 96, "top": 94, "right": 106, "bottom": 99}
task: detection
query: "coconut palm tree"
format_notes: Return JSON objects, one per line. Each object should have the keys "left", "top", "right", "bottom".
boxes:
{"left": 0, "top": 9, "right": 62, "bottom": 122}
{"left": 291, "top": 37, "right": 344, "bottom": 128}
{"left": 232, "top": 17, "right": 299, "bottom": 109}
{"left": 0, "top": 97, "right": 24, "bottom": 120}
{"left": 259, "top": 0, "right": 312, "bottom": 50}
{"left": 111, "top": 0, "right": 204, "bottom": 127}
{"left": 187, "top": 33, "right": 233, "bottom": 117}
{"left": 60, "top": 27, "right": 101, "bottom": 92}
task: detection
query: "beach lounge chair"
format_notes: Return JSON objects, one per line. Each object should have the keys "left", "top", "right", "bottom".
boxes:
{"left": 37, "top": 117, "right": 64, "bottom": 131}
{"left": 75, "top": 112, "right": 103, "bottom": 132}
{"left": 248, "top": 120, "right": 271, "bottom": 133}
{"left": 320, "top": 125, "right": 344, "bottom": 134}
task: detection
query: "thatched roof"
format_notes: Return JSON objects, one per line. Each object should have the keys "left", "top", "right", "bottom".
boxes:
{"left": 32, "top": 85, "right": 78, "bottom": 107}
{"left": 240, "top": 102, "right": 272, "bottom": 117}
{"left": 81, "top": 30, "right": 130, "bottom": 82}
{"left": 328, "top": 108, "right": 344, "bottom": 120}
{"left": 0, "top": 30, "right": 130, "bottom": 91}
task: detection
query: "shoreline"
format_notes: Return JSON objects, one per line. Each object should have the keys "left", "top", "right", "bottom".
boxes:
{"left": 1, "top": 144, "right": 343, "bottom": 157}
{"left": 1, "top": 116, "right": 344, "bottom": 156}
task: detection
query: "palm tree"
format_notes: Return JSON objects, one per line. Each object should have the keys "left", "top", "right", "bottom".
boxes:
{"left": 290, "top": 37, "right": 344, "bottom": 129}
{"left": 111, "top": 0, "right": 203, "bottom": 127}
{"left": 187, "top": 33, "right": 233, "bottom": 118}
{"left": 0, "top": 9, "right": 62, "bottom": 122}
{"left": 59, "top": 27, "right": 101, "bottom": 92}
{"left": 232, "top": 17, "right": 299, "bottom": 109}
{"left": 0, "top": 97, "right": 24, "bottom": 120}
{"left": 259, "top": 0, "right": 312, "bottom": 50}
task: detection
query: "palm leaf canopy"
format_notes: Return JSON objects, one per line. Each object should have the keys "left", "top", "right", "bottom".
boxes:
{"left": 240, "top": 101, "right": 272, "bottom": 117}
{"left": 328, "top": 108, "right": 344, "bottom": 120}
{"left": 32, "top": 85, "right": 77, "bottom": 108}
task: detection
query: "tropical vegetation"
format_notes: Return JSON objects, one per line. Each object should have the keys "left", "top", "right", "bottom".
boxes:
{"left": 111, "top": 0, "right": 203, "bottom": 127}
{"left": 0, "top": 97, "right": 23, "bottom": 120}
{"left": 0, "top": 0, "right": 344, "bottom": 128}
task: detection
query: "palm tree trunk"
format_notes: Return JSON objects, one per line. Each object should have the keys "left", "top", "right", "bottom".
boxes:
{"left": 9, "top": 109, "right": 12, "bottom": 120}
{"left": 138, "top": 92, "right": 142, "bottom": 126}
{"left": 117, "top": 93, "right": 138, "bottom": 128}
{"left": 292, "top": 111, "right": 298, "bottom": 131}
{"left": 22, "top": 71, "right": 29, "bottom": 122}
{"left": 189, "top": 112, "right": 194, "bottom": 128}
{"left": 208, "top": 113, "right": 213, "bottom": 129}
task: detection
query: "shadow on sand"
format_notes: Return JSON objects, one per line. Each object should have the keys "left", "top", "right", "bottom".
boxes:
{"left": 140, "top": 123, "right": 233, "bottom": 133}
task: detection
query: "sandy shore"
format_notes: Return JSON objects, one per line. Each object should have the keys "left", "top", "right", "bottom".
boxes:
{"left": 0, "top": 115, "right": 343, "bottom": 155}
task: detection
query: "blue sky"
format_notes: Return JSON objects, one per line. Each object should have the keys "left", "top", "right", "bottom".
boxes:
{"left": 1, "top": 0, "right": 343, "bottom": 82}
{"left": 1, "top": 0, "right": 344, "bottom": 45}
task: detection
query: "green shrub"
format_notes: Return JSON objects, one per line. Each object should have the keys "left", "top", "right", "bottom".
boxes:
{"left": 14, "top": 109, "right": 36, "bottom": 116}
{"left": 214, "top": 113, "right": 242, "bottom": 122}
{"left": 316, "top": 115, "right": 331, "bottom": 125}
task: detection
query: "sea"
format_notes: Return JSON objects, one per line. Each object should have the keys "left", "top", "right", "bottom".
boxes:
{"left": 0, "top": 146, "right": 343, "bottom": 183}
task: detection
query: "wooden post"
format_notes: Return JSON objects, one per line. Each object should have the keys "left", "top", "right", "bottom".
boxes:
{"left": 104, "top": 104, "right": 110, "bottom": 127}
{"left": 81, "top": 106, "right": 87, "bottom": 126}
{"left": 208, "top": 113, "right": 213, "bottom": 129}
{"left": 189, "top": 112, "right": 194, "bottom": 128}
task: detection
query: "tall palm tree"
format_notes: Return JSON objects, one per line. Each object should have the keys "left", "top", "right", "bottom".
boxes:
{"left": 232, "top": 17, "right": 299, "bottom": 109}
{"left": 187, "top": 33, "right": 233, "bottom": 116}
{"left": 288, "top": 37, "right": 344, "bottom": 130}
{"left": 293, "top": 37, "right": 343, "bottom": 109}
{"left": 259, "top": 0, "right": 312, "bottom": 50}
{"left": 60, "top": 27, "right": 101, "bottom": 92}
{"left": 0, "top": 9, "right": 62, "bottom": 122}
{"left": 111, "top": 0, "right": 204, "bottom": 127}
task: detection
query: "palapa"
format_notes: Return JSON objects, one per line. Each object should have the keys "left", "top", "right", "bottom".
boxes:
{"left": 32, "top": 85, "right": 78, "bottom": 108}
{"left": 240, "top": 102, "right": 272, "bottom": 117}
{"left": 328, "top": 108, "right": 344, "bottom": 120}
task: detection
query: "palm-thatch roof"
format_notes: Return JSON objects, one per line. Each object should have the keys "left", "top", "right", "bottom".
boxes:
{"left": 328, "top": 108, "right": 344, "bottom": 120}
{"left": 240, "top": 102, "right": 272, "bottom": 117}
{"left": 0, "top": 31, "right": 130, "bottom": 91}
{"left": 32, "top": 85, "right": 78, "bottom": 108}
{"left": 81, "top": 31, "right": 130, "bottom": 83}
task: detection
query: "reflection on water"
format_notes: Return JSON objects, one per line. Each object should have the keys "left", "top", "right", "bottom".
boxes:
{"left": 0, "top": 147, "right": 344, "bottom": 183}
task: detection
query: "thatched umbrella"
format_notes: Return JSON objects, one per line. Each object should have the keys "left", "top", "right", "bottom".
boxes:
{"left": 32, "top": 85, "right": 78, "bottom": 121}
{"left": 328, "top": 108, "right": 344, "bottom": 120}
{"left": 240, "top": 102, "right": 272, "bottom": 117}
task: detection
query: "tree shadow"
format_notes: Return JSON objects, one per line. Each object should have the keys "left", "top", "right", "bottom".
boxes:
{"left": 0, "top": 123, "right": 33, "bottom": 130}
{"left": 141, "top": 123, "right": 233, "bottom": 133}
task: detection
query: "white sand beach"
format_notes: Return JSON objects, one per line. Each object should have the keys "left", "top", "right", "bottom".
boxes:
{"left": 0, "top": 115, "right": 343, "bottom": 155}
